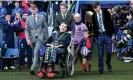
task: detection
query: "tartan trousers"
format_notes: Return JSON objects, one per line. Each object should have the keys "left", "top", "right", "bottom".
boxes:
{"left": 97, "top": 32, "right": 112, "bottom": 71}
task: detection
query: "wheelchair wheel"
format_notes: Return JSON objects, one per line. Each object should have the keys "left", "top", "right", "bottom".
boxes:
{"left": 66, "top": 53, "right": 74, "bottom": 76}
{"left": 59, "top": 67, "right": 65, "bottom": 78}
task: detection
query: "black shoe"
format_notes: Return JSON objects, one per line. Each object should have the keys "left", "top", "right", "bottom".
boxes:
{"left": 106, "top": 60, "right": 112, "bottom": 72}
{"left": 30, "top": 70, "right": 35, "bottom": 75}
{"left": 99, "top": 70, "right": 103, "bottom": 74}
{"left": 108, "top": 66, "right": 112, "bottom": 72}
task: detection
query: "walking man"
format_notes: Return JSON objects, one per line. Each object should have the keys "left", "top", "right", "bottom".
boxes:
{"left": 92, "top": 1, "right": 115, "bottom": 74}
{"left": 25, "top": 3, "right": 48, "bottom": 75}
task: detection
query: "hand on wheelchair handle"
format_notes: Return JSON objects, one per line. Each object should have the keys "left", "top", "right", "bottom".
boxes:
{"left": 50, "top": 44, "right": 54, "bottom": 47}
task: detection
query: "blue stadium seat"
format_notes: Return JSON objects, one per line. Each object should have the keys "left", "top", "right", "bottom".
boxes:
{"left": 2, "top": 48, "right": 19, "bottom": 58}
{"left": 39, "top": 11, "right": 47, "bottom": 16}
{"left": 0, "top": 48, "right": 19, "bottom": 71}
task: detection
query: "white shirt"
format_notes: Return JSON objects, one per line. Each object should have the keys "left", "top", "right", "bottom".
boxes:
{"left": 62, "top": 13, "right": 66, "bottom": 19}
{"left": 96, "top": 9, "right": 105, "bottom": 32}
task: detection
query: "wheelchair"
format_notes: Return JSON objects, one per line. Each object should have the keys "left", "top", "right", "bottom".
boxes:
{"left": 55, "top": 43, "right": 75, "bottom": 78}
{"left": 42, "top": 38, "right": 75, "bottom": 78}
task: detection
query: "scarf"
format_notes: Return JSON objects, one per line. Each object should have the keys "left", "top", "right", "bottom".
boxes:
{"left": 85, "top": 38, "right": 91, "bottom": 48}
{"left": 75, "top": 21, "right": 81, "bottom": 25}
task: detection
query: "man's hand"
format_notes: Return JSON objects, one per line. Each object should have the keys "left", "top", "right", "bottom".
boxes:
{"left": 72, "top": 37, "right": 75, "bottom": 41}
{"left": 112, "top": 35, "right": 116, "bottom": 41}
{"left": 127, "top": 14, "right": 132, "bottom": 20}
{"left": 7, "top": 21, "right": 10, "bottom": 25}
{"left": 123, "top": 30, "right": 128, "bottom": 34}
{"left": 27, "top": 40, "right": 31, "bottom": 45}
{"left": 14, "top": 21, "right": 17, "bottom": 25}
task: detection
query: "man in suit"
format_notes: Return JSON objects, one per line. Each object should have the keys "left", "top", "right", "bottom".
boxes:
{"left": 92, "top": 1, "right": 115, "bottom": 74}
{"left": 53, "top": 2, "right": 75, "bottom": 32}
{"left": 25, "top": 3, "right": 48, "bottom": 75}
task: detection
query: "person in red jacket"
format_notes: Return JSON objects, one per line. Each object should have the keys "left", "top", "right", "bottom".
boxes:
{"left": 14, "top": 12, "right": 32, "bottom": 69}
{"left": 21, "top": 0, "right": 30, "bottom": 13}
{"left": 76, "top": 30, "right": 93, "bottom": 73}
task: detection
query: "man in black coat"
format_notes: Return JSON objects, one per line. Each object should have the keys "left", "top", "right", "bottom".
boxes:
{"left": 92, "top": 1, "right": 115, "bottom": 74}
{"left": 2, "top": 13, "right": 15, "bottom": 70}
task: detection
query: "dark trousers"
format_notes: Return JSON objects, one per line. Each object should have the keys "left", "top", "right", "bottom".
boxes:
{"left": 2, "top": 41, "right": 15, "bottom": 67}
{"left": 19, "top": 39, "right": 32, "bottom": 67}
{"left": 97, "top": 32, "right": 112, "bottom": 71}
{"left": 74, "top": 44, "right": 82, "bottom": 64}
{"left": 0, "top": 24, "right": 3, "bottom": 48}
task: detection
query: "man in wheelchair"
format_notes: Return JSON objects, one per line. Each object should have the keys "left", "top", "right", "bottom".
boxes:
{"left": 37, "top": 22, "right": 71, "bottom": 78}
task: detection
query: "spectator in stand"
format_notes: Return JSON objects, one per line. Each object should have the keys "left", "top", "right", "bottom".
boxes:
{"left": 0, "top": 1, "right": 7, "bottom": 48}
{"left": 13, "top": 12, "right": 21, "bottom": 35}
{"left": 14, "top": 12, "right": 32, "bottom": 69}
{"left": 14, "top": 12, "right": 21, "bottom": 22}
{"left": 2, "top": 1, "right": 14, "bottom": 14}
{"left": 12, "top": 1, "right": 23, "bottom": 19}
{"left": 13, "top": 12, "right": 22, "bottom": 49}
{"left": 0, "top": 1, "right": 7, "bottom": 23}
{"left": 2, "top": 13, "right": 16, "bottom": 70}
{"left": 21, "top": 0, "right": 30, "bottom": 13}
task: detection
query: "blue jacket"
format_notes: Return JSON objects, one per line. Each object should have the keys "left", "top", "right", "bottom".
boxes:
{"left": 2, "top": 1, "right": 15, "bottom": 13}
{"left": 0, "top": 7, "right": 7, "bottom": 23}
{"left": 26, "top": 8, "right": 31, "bottom": 15}
{"left": 127, "top": 19, "right": 133, "bottom": 31}
{"left": 12, "top": 8, "right": 23, "bottom": 18}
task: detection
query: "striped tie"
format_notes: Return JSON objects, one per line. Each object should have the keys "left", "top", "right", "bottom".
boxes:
{"left": 98, "top": 12, "right": 103, "bottom": 32}
{"left": 33, "top": 15, "right": 36, "bottom": 26}
{"left": 63, "top": 14, "right": 65, "bottom": 20}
